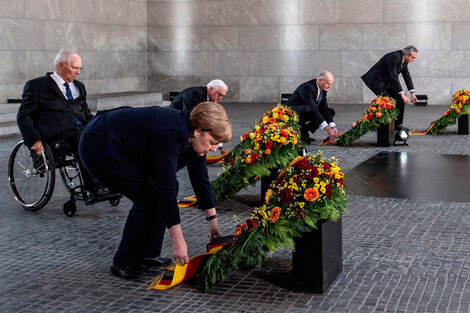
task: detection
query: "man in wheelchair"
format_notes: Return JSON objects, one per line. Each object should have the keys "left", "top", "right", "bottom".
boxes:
{"left": 16, "top": 48, "right": 110, "bottom": 199}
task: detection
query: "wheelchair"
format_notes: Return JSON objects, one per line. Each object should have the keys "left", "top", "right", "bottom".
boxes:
{"left": 8, "top": 139, "right": 121, "bottom": 217}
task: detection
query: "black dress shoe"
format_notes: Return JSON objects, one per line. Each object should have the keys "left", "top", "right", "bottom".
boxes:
{"left": 95, "top": 187, "right": 110, "bottom": 197}
{"left": 142, "top": 256, "right": 172, "bottom": 267}
{"left": 110, "top": 263, "right": 143, "bottom": 280}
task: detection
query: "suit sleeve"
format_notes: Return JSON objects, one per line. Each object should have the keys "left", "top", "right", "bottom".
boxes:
{"left": 386, "top": 53, "right": 404, "bottom": 93}
{"left": 298, "top": 86, "right": 328, "bottom": 126}
{"left": 319, "top": 94, "right": 334, "bottom": 124}
{"left": 187, "top": 153, "right": 215, "bottom": 210}
{"left": 17, "top": 81, "right": 42, "bottom": 148}
{"left": 183, "top": 90, "right": 203, "bottom": 112}
{"left": 401, "top": 64, "right": 415, "bottom": 91}
{"left": 80, "top": 87, "right": 94, "bottom": 122}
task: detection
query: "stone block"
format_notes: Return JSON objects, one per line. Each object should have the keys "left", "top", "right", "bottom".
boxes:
{"left": 0, "top": 83, "right": 24, "bottom": 103}
{"left": 280, "top": 76, "right": 308, "bottom": 95}
{"left": 218, "top": 52, "right": 258, "bottom": 77}
{"left": 299, "top": 51, "right": 341, "bottom": 77}
{"left": 342, "top": 50, "right": 385, "bottom": 78}
{"left": 148, "top": 2, "right": 183, "bottom": 26}
{"left": 63, "top": 0, "right": 95, "bottom": 23}
{"left": 25, "top": 0, "right": 62, "bottom": 20}
{"left": 0, "top": 19, "right": 44, "bottom": 50}
{"left": 320, "top": 24, "right": 362, "bottom": 50}
{"left": 149, "top": 52, "right": 183, "bottom": 76}
{"left": 125, "top": 1, "right": 147, "bottom": 26}
{"left": 413, "top": 77, "right": 452, "bottom": 105}
{"left": 147, "top": 76, "right": 203, "bottom": 96}
{"left": 451, "top": 22, "right": 470, "bottom": 49}
{"left": 429, "top": 50, "right": 470, "bottom": 77}
{"left": 328, "top": 77, "right": 363, "bottom": 104}
{"left": 384, "top": 0, "right": 427, "bottom": 23}
{"left": 299, "top": 0, "right": 340, "bottom": 24}
{"left": 259, "top": 0, "right": 299, "bottom": 25}
{"left": 279, "top": 25, "right": 319, "bottom": 51}
{"left": 182, "top": 52, "right": 220, "bottom": 77}
{"left": 341, "top": 0, "right": 383, "bottom": 23}
{"left": 108, "top": 26, "right": 147, "bottom": 51}
{"left": 428, "top": 0, "right": 470, "bottom": 22}
{"left": 452, "top": 78, "right": 470, "bottom": 92}
{"left": 83, "top": 77, "right": 147, "bottom": 95}
{"left": 0, "top": 0, "right": 24, "bottom": 18}
{"left": 220, "top": 0, "right": 259, "bottom": 25}
{"left": 45, "top": 21, "right": 108, "bottom": 51}
{"left": 239, "top": 77, "right": 279, "bottom": 102}
{"left": 25, "top": 51, "right": 56, "bottom": 81}
{"left": 200, "top": 26, "right": 239, "bottom": 51}
{"left": 239, "top": 26, "right": 279, "bottom": 50}
{"left": 0, "top": 52, "right": 27, "bottom": 85}
{"left": 148, "top": 27, "right": 200, "bottom": 51}
{"left": 183, "top": 1, "right": 220, "bottom": 26}
{"left": 93, "top": 51, "right": 146, "bottom": 80}
{"left": 259, "top": 51, "right": 299, "bottom": 77}
{"left": 363, "top": 24, "right": 407, "bottom": 50}
{"left": 407, "top": 23, "right": 451, "bottom": 50}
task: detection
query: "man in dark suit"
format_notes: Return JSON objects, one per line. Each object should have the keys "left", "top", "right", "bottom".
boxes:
{"left": 362, "top": 45, "right": 418, "bottom": 128}
{"left": 170, "top": 79, "right": 228, "bottom": 153}
{"left": 79, "top": 102, "right": 232, "bottom": 279}
{"left": 17, "top": 48, "right": 108, "bottom": 197}
{"left": 285, "top": 71, "right": 338, "bottom": 144}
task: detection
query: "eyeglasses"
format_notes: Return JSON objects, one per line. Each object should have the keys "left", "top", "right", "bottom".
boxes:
{"left": 215, "top": 91, "right": 226, "bottom": 99}
{"left": 64, "top": 63, "right": 83, "bottom": 70}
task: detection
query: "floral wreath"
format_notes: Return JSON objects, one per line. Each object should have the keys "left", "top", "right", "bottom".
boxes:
{"left": 199, "top": 151, "right": 347, "bottom": 292}
{"left": 322, "top": 96, "right": 398, "bottom": 146}
{"left": 411, "top": 89, "right": 470, "bottom": 135}
{"left": 211, "top": 105, "right": 301, "bottom": 202}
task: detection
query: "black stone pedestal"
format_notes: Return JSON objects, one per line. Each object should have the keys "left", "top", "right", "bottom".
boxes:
{"left": 377, "top": 122, "right": 395, "bottom": 147}
{"left": 292, "top": 218, "right": 343, "bottom": 293}
{"left": 458, "top": 114, "right": 469, "bottom": 135}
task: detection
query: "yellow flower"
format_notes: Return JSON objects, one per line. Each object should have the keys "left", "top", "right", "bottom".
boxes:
{"left": 320, "top": 187, "right": 326, "bottom": 193}
{"left": 299, "top": 202, "right": 305, "bottom": 208}
{"left": 283, "top": 115, "right": 289, "bottom": 121}
{"left": 255, "top": 125, "right": 260, "bottom": 131}
{"left": 249, "top": 132, "right": 255, "bottom": 139}
{"left": 280, "top": 137, "right": 287, "bottom": 144}
{"left": 314, "top": 177, "right": 319, "bottom": 183}
{"left": 273, "top": 112, "right": 278, "bottom": 118}
{"left": 262, "top": 116, "right": 269, "bottom": 123}
{"left": 240, "top": 136, "right": 243, "bottom": 142}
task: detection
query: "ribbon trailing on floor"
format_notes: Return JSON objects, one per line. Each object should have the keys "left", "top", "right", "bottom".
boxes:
{"left": 409, "top": 121, "right": 437, "bottom": 135}
{"left": 148, "top": 236, "right": 233, "bottom": 290}
{"left": 320, "top": 132, "right": 345, "bottom": 146}
{"left": 206, "top": 150, "right": 231, "bottom": 164}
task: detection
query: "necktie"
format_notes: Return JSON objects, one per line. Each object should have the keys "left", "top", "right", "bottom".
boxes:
{"left": 64, "top": 82, "right": 82, "bottom": 125}
{"left": 63, "top": 82, "right": 73, "bottom": 100}
{"left": 317, "top": 91, "right": 323, "bottom": 105}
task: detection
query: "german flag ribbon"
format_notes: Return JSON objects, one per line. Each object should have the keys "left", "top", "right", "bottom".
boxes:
{"left": 148, "top": 236, "right": 233, "bottom": 291}
{"left": 177, "top": 195, "right": 197, "bottom": 208}
{"left": 410, "top": 121, "right": 437, "bottom": 135}
{"left": 320, "top": 132, "right": 345, "bottom": 146}
{"left": 206, "top": 150, "right": 232, "bottom": 164}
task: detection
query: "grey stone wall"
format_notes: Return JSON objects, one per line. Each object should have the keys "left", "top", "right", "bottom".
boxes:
{"left": 147, "top": 0, "right": 470, "bottom": 105}
{"left": 0, "top": 0, "right": 147, "bottom": 103}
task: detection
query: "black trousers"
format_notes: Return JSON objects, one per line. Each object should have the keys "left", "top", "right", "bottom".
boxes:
{"left": 366, "top": 83, "right": 405, "bottom": 127}
{"left": 293, "top": 105, "right": 336, "bottom": 139}
{"left": 79, "top": 155, "right": 167, "bottom": 267}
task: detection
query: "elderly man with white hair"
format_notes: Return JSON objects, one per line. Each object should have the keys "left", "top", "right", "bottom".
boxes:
{"left": 169, "top": 79, "right": 229, "bottom": 153}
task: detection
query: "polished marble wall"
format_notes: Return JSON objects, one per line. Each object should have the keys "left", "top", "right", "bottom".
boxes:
{"left": 147, "top": 0, "right": 470, "bottom": 104}
{"left": 0, "top": 0, "right": 147, "bottom": 102}
{"left": 2, "top": 0, "right": 470, "bottom": 105}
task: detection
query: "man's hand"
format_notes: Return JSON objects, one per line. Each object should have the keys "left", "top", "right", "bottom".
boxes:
{"left": 325, "top": 126, "right": 338, "bottom": 141}
{"left": 401, "top": 93, "right": 410, "bottom": 104}
{"left": 31, "top": 140, "right": 44, "bottom": 156}
{"left": 168, "top": 224, "right": 189, "bottom": 264}
{"left": 411, "top": 92, "right": 418, "bottom": 103}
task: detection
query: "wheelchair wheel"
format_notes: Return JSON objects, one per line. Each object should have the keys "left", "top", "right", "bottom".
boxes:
{"left": 8, "top": 140, "right": 55, "bottom": 210}
{"left": 63, "top": 199, "right": 76, "bottom": 217}
{"left": 59, "top": 155, "right": 84, "bottom": 200}
{"left": 109, "top": 197, "right": 120, "bottom": 206}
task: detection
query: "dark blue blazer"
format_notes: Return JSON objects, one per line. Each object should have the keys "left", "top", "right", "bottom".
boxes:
{"left": 169, "top": 86, "right": 207, "bottom": 112}
{"left": 361, "top": 50, "right": 414, "bottom": 94}
{"left": 17, "top": 73, "right": 93, "bottom": 148}
{"left": 79, "top": 106, "right": 215, "bottom": 228}
{"left": 285, "top": 79, "right": 334, "bottom": 126}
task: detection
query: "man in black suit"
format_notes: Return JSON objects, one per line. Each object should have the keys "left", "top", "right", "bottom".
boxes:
{"left": 170, "top": 79, "right": 228, "bottom": 153}
{"left": 362, "top": 45, "right": 418, "bottom": 128}
{"left": 79, "top": 102, "right": 232, "bottom": 279}
{"left": 285, "top": 71, "right": 338, "bottom": 144}
{"left": 17, "top": 48, "right": 108, "bottom": 197}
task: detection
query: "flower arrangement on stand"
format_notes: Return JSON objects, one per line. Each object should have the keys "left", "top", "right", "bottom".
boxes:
{"left": 199, "top": 151, "right": 347, "bottom": 292}
{"left": 211, "top": 105, "right": 301, "bottom": 202}
{"left": 427, "top": 89, "right": 470, "bottom": 135}
{"left": 335, "top": 96, "right": 398, "bottom": 146}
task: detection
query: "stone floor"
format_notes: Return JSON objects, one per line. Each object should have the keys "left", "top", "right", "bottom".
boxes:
{"left": 0, "top": 102, "right": 469, "bottom": 313}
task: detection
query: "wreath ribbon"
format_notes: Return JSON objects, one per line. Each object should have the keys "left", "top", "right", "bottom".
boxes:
{"left": 206, "top": 150, "right": 231, "bottom": 164}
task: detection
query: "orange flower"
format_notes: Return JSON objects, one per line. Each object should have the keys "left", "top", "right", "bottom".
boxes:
{"left": 304, "top": 188, "right": 319, "bottom": 202}
{"left": 265, "top": 148, "right": 271, "bottom": 155}
{"left": 375, "top": 112, "right": 382, "bottom": 118}
{"left": 269, "top": 117, "right": 276, "bottom": 123}
{"left": 269, "top": 207, "right": 281, "bottom": 223}
{"left": 456, "top": 108, "right": 461, "bottom": 114}
{"left": 353, "top": 122, "right": 358, "bottom": 127}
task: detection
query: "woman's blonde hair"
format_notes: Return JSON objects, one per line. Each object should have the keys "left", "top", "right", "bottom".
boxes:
{"left": 189, "top": 102, "right": 232, "bottom": 143}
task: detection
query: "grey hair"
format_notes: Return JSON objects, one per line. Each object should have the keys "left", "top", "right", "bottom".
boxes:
{"left": 54, "top": 49, "right": 78, "bottom": 70}
{"left": 207, "top": 79, "right": 228, "bottom": 92}
{"left": 403, "top": 45, "right": 418, "bottom": 54}
{"left": 318, "top": 71, "right": 333, "bottom": 80}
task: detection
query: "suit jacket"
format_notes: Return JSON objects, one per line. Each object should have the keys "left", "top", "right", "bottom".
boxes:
{"left": 285, "top": 79, "right": 334, "bottom": 126}
{"left": 361, "top": 50, "right": 414, "bottom": 94}
{"left": 169, "top": 86, "right": 207, "bottom": 112}
{"left": 79, "top": 106, "right": 215, "bottom": 228}
{"left": 17, "top": 72, "right": 93, "bottom": 148}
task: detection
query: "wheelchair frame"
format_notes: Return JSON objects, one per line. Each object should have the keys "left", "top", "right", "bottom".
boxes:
{"left": 8, "top": 140, "right": 121, "bottom": 217}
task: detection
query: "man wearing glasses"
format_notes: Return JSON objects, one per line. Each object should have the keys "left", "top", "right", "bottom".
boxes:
{"left": 169, "top": 79, "right": 228, "bottom": 153}
{"left": 362, "top": 45, "right": 418, "bottom": 129}
{"left": 17, "top": 48, "right": 109, "bottom": 198}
